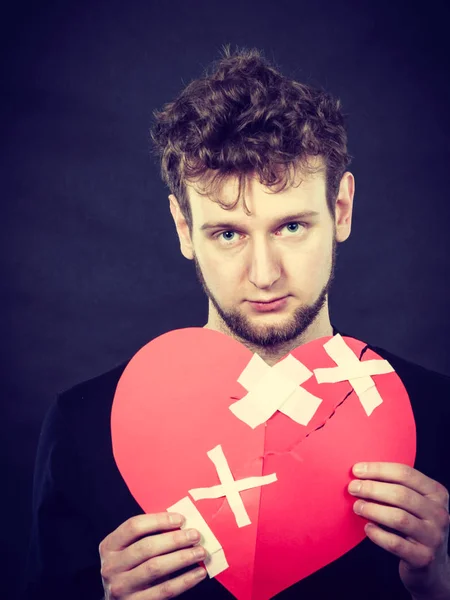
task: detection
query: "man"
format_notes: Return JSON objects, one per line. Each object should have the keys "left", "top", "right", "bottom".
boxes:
{"left": 23, "top": 48, "right": 450, "bottom": 600}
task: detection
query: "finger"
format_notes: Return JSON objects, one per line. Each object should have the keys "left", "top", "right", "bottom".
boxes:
{"left": 119, "top": 528, "right": 202, "bottom": 571}
{"left": 131, "top": 545, "right": 207, "bottom": 591}
{"left": 131, "top": 566, "right": 207, "bottom": 600}
{"left": 353, "top": 500, "right": 436, "bottom": 546}
{"left": 364, "top": 523, "right": 435, "bottom": 569}
{"left": 352, "top": 463, "right": 449, "bottom": 507}
{"left": 348, "top": 480, "right": 432, "bottom": 520}
{"left": 101, "top": 513, "right": 184, "bottom": 553}
{"left": 104, "top": 567, "right": 206, "bottom": 600}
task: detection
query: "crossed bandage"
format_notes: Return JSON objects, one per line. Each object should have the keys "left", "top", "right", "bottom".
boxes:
{"left": 230, "top": 333, "right": 394, "bottom": 427}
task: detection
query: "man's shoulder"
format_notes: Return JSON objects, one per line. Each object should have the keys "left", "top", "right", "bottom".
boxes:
{"left": 337, "top": 329, "right": 450, "bottom": 406}
{"left": 55, "top": 359, "right": 131, "bottom": 422}
{"left": 365, "top": 340, "right": 450, "bottom": 388}
{"left": 354, "top": 336, "right": 450, "bottom": 421}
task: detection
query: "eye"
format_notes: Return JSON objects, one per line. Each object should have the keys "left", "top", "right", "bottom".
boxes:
{"left": 280, "top": 222, "right": 305, "bottom": 235}
{"left": 220, "top": 231, "right": 236, "bottom": 241}
{"left": 214, "top": 230, "right": 240, "bottom": 245}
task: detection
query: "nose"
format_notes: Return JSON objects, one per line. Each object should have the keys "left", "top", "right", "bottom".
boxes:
{"left": 247, "top": 237, "right": 281, "bottom": 289}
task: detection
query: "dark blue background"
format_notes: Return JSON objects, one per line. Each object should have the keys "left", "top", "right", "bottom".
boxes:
{"left": 2, "top": 0, "right": 449, "bottom": 596}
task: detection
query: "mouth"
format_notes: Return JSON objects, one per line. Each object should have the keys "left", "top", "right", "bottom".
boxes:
{"left": 247, "top": 296, "right": 289, "bottom": 312}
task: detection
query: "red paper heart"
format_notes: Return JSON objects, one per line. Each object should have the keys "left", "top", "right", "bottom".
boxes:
{"left": 111, "top": 328, "right": 416, "bottom": 600}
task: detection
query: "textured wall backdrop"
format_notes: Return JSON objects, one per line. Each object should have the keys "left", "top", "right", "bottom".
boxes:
{"left": 1, "top": 0, "right": 449, "bottom": 596}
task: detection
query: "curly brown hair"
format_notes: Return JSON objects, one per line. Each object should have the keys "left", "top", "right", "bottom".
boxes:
{"left": 151, "top": 47, "right": 351, "bottom": 229}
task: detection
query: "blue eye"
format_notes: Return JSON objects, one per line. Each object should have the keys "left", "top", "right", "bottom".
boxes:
{"left": 220, "top": 231, "right": 236, "bottom": 242}
{"left": 282, "top": 222, "right": 305, "bottom": 234}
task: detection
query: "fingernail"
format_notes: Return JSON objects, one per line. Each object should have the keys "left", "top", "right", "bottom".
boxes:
{"left": 169, "top": 513, "right": 184, "bottom": 525}
{"left": 192, "top": 567, "right": 207, "bottom": 580}
{"left": 353, "top": 500, "right": 364, "bottom": 515}
{"left": 186, "top": 529, "right": 201, "bottom": 541}
{"left": 348, "top": 480, "right": 362, "bottom": 494}
{"left": 353, "top": 463, "right": 367, "bottom": 475}
{"left": 193, "top": 546, "right": 206, "bottom": 559}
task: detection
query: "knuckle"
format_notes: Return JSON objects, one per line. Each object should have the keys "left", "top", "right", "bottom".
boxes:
{"left": 421, "top": 548, "right": 435, "bottom": 567}
{"left": 190, "top": 547, "right": 202, "bottom": 561}
{"left": 434, "top": 530, "right": 447, "bottom": 549}
{"left": 393, "top": 510, "right": 410, "bottom": 530}
{"left": 145, "top": 557, "right": 163, "bottom": 581}
{"left": 158, "top": 512, "right": 174, "bottom": 529}
{"left": 108, "top": 579, "right": 126, "bottom": 599}
{"left": 148, "top": 512, "right": 172, "bottom": 533}
{"left": 127, "top": 541, "right": 144, "bottom": 567}
{"left": 367, "top": 461, "right": 380, "bottom": 475}
{"left": 399, "top": 464, "right": 412, "bottom": 480}
{"left": 98, "top": 539, "right": 107, "bottom": 557}
{"left": 173, "top": 529, "right": 189, "bottom": 545}
{"left": 360, "top": 481, "right": 370, "bottom": 494}
{"left": 393, "top": 488, "right": 409, "bottom": 506}
{"left": 100, "top": 561, "right": 113, "bottom": 581}
{"left": 182, "top": 548, "right": 199, "bottom": 565}
{"left": 435, "top": 507, "right": 450, "bottom": 528}
{"left": 438, "top": 486, "right": 449, "bottom": 506}
{"left": 428, "top": 519, "right": 447, "bottom": 547}
{"left": 158, "top": 580, "right": 176, "bottom": 599}
{"left": 387, "top": 535, "right": 404, "bottom": 554}
{"left": 145, "top": 538, "right": 156, "bottom": 557}
{"left": 183, "top": 570, "right": 202, "bottom": 588}
{"left": 124, "top": 516, "right": 141, "bottom": 538}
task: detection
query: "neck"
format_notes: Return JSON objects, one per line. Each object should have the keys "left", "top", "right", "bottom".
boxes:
{"left": 204, "top": 300, "right": 333, "bottom": 366}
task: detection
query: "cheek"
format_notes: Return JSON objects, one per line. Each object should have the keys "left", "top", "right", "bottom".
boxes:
{"left": 198, "top": 248, "right": 240, "bottom": 288}
{"left": 285, "top": 239, "right": 333, "bottom": 285}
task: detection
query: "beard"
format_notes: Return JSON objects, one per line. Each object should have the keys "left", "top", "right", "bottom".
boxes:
{"left": 194, "top": 239, "right": 336, "bottom": 348}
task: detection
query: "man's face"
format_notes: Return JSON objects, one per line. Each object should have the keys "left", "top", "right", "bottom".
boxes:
{"left": 171, "top": 166, "right": 351, "bottom": 348}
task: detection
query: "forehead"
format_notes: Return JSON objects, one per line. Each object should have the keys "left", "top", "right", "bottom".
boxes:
{"left": 186, "top": 166, "right": 327, "bottom": 226}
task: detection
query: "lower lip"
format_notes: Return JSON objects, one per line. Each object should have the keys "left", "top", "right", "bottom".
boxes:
{"left": 248, "top": 297, "right": 288, "bottom": 312}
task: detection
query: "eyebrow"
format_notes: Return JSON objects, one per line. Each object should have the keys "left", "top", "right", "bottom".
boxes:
{"left": 199, "top": 211, "right": 321, "bottom": 231}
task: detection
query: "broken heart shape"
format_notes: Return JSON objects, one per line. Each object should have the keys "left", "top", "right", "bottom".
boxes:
{"left": 111, "top": 328, "right": 416, "bottom": 600}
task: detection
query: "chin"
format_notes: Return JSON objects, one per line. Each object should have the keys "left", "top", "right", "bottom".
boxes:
{"left": 246, "top": 314, "right": 297, "bottom": 331}
{"left": 248, "top": 310, "right": 295, "bottom": 321}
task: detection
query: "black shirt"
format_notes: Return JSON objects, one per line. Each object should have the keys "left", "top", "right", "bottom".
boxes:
{"left": 21, "top": 337, "right": 450, "bottom": 600}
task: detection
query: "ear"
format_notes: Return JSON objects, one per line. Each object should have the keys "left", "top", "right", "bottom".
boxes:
{"left": 169, "top": 194, "right": 194, "bottom": 260}
{"left": 334, "top": 172, "right": 355, "bottom": 243}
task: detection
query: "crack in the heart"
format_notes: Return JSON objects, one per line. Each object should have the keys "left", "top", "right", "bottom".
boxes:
{"left": 262, "top": 387, "right": 355, "bottom": 462}
{"left": 209, "top": 344, "right": 368, "bottom": 522}
{"left": 262, "top": 343, "right": 368, "bottom": 461}
{"left": 208, "top": 385, "right": 353, "bottom": 525}
{"left": 207, "top": 387, "right": 353, "bottom": 525}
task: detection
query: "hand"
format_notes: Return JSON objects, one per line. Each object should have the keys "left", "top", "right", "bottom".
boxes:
{"left": 348, "top": 462, "right": 450, "bottom": 600}
{"left": 99, "top": 512, "right": 207, "bottom": 599}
